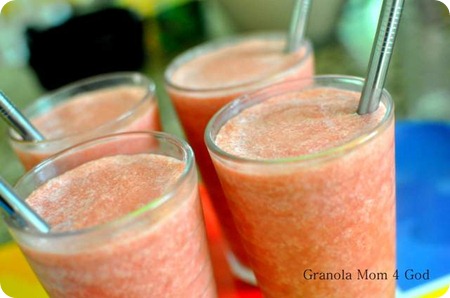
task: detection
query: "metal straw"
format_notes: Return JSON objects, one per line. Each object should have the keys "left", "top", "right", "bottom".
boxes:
{"left": 0, "top": 90, "right": 45, "bottom": 141}
{"left": 0, "top": 177, "right": 50, "bottom": 233}
{"left": 357, "top": 0, "right": 405, "bottom": 114}
{"left": 285, "top": 0, "right": 312, "bottom": 53}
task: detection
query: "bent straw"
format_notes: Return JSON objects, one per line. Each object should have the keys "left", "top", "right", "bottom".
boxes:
{"left": 285, "top": 0, "right": 312, "bottom": 53}
{"left": 0, "top": 177, "right": 50, "bottom": 233}
{"left": 0, "top": 90, "right": 45, "bottom": 141}
{"left": 357, "top": 0, "right": 405, "bottom": 114}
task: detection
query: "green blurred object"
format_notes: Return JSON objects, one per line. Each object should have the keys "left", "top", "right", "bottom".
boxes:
{"left": 337, "top": 0, "right": 379, "bottom": 69}
{"left": 156, "top": 0, "right": 207, "bottom": 54}
{"left": 0, "top": 65, "right": 44, "bottom": 243}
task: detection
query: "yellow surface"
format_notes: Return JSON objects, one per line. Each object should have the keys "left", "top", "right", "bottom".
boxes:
{"left": 0, "top": 242, "right": 47, "bottom": 298}
{"left": 116, "top": 0, "right": 192, "bottom": 17}
{"left": 420, "top": 286, "right": 450, "bottom": 298}
{"left": 0, "top": 241, "right": 449, "bottom": 298}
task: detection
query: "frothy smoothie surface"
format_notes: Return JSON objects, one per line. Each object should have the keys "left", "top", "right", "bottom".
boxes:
{"left": 32, "top": 86, "right": 148, "bottom": 139}
{"left": 170, "top": 38, "right": 305, "bottom": 90}
{"left": 215, "top": 87, "right": 387, "bottom": 160}
{"left": 26, "top": 154, "right": 184, "bottom": 232}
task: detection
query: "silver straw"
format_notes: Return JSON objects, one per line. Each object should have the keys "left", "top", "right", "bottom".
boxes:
{"left": 285, "top": 0, "right": 312, "bottom": 53}
{"left": 0, "top": 177, "right": 50, "bottom": 233}
{"left": 357, "top": 0, "right": 405, "bottom": 115}
{"left": 0, "top": 90, "right": 45, "bottom": 141}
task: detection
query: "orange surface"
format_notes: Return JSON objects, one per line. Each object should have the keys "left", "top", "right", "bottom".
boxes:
{"left": 199, "top": 186, "right": 262, "bottom": 298}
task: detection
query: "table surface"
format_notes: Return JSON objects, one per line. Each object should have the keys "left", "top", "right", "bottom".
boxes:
{"left": 1, "top": 182, "right": 449, "bottom": 298}
{"left": 0, "top": 3, "right": 449, "bottom": 295}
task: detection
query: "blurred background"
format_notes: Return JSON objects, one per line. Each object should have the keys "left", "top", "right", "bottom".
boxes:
{"left": 0, "top": 0, "right": 449, "bottom": 242}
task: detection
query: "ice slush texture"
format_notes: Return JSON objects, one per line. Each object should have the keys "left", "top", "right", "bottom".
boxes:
{"left": 167, "top": 35, "right": 314, "bottom": 271}
{"left": 20, "top": 154, "right": 215, "bottom": 298}
{"left": 211, "top": 87, "right": 396, "bottom": 297}
{"left": 13, "top": 86, "right": 160, "bottom": 170}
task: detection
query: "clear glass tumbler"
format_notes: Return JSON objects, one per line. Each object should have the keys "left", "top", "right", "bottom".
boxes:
{"left": 5, "top": 131, "right": 216, "bottom": 298}
{"left": 206, "top": 75, "right": 396, "bottom": 297}
{"left": 9, "top": 72, "right": 161, "bottom": 170}
{"left": 165, "top": 32, "right": 315, "bottom": 283}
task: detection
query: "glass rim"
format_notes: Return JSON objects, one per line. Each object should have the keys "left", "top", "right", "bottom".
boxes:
{"left": 164, "top": 31, "right": 313, "bottom": 94}
{"left": 9, "top": 72, "right": 156, "bottom": 144}
{"left": 6, "top": 131, "right": 195, "bottom": 239}
{"left": 205, "top": 74, "right": 395, "bottom": 165}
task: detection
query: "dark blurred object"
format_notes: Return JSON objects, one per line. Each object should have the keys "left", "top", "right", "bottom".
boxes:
{"left": 26, "top": 7, "right": 144, "bottom": 90}
{"left": 156, "top": 0, "right": 206, "bottom": 55}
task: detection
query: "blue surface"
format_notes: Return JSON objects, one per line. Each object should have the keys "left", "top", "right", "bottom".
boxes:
{"left": 396, "top": 121, "right": 450, "bottom": 291}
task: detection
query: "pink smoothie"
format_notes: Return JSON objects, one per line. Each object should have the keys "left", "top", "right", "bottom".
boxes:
{"left": 11, "top": 86, "right": 160, "bottom": 170}
{"left": 170, "top": 38, "right": 310, "bottom": 90}
{"left": 211, "top": 86, "right": 396, "bottom": 297}
{"left": 20, "top": 154, "right": 215, "bottom": 297}
{"left": 166, "top": 34, "right": 314, "bottom": 277}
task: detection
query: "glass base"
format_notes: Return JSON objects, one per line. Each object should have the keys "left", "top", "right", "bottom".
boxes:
{"left": 226, "top": 251, "right": 257, "bottom": 285}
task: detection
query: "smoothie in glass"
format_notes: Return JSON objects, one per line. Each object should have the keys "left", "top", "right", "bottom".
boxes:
{"left": 165, "top": 33, "right": 314, "bottom": 282}
{"left": 9, "top": 72, "right": 161, "bottom": 170}
{"left": 206, "top": 76, "right": 396, "bottom": 297}
{"left": 6, "top": 132, "right": 216, "bottom": 298}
